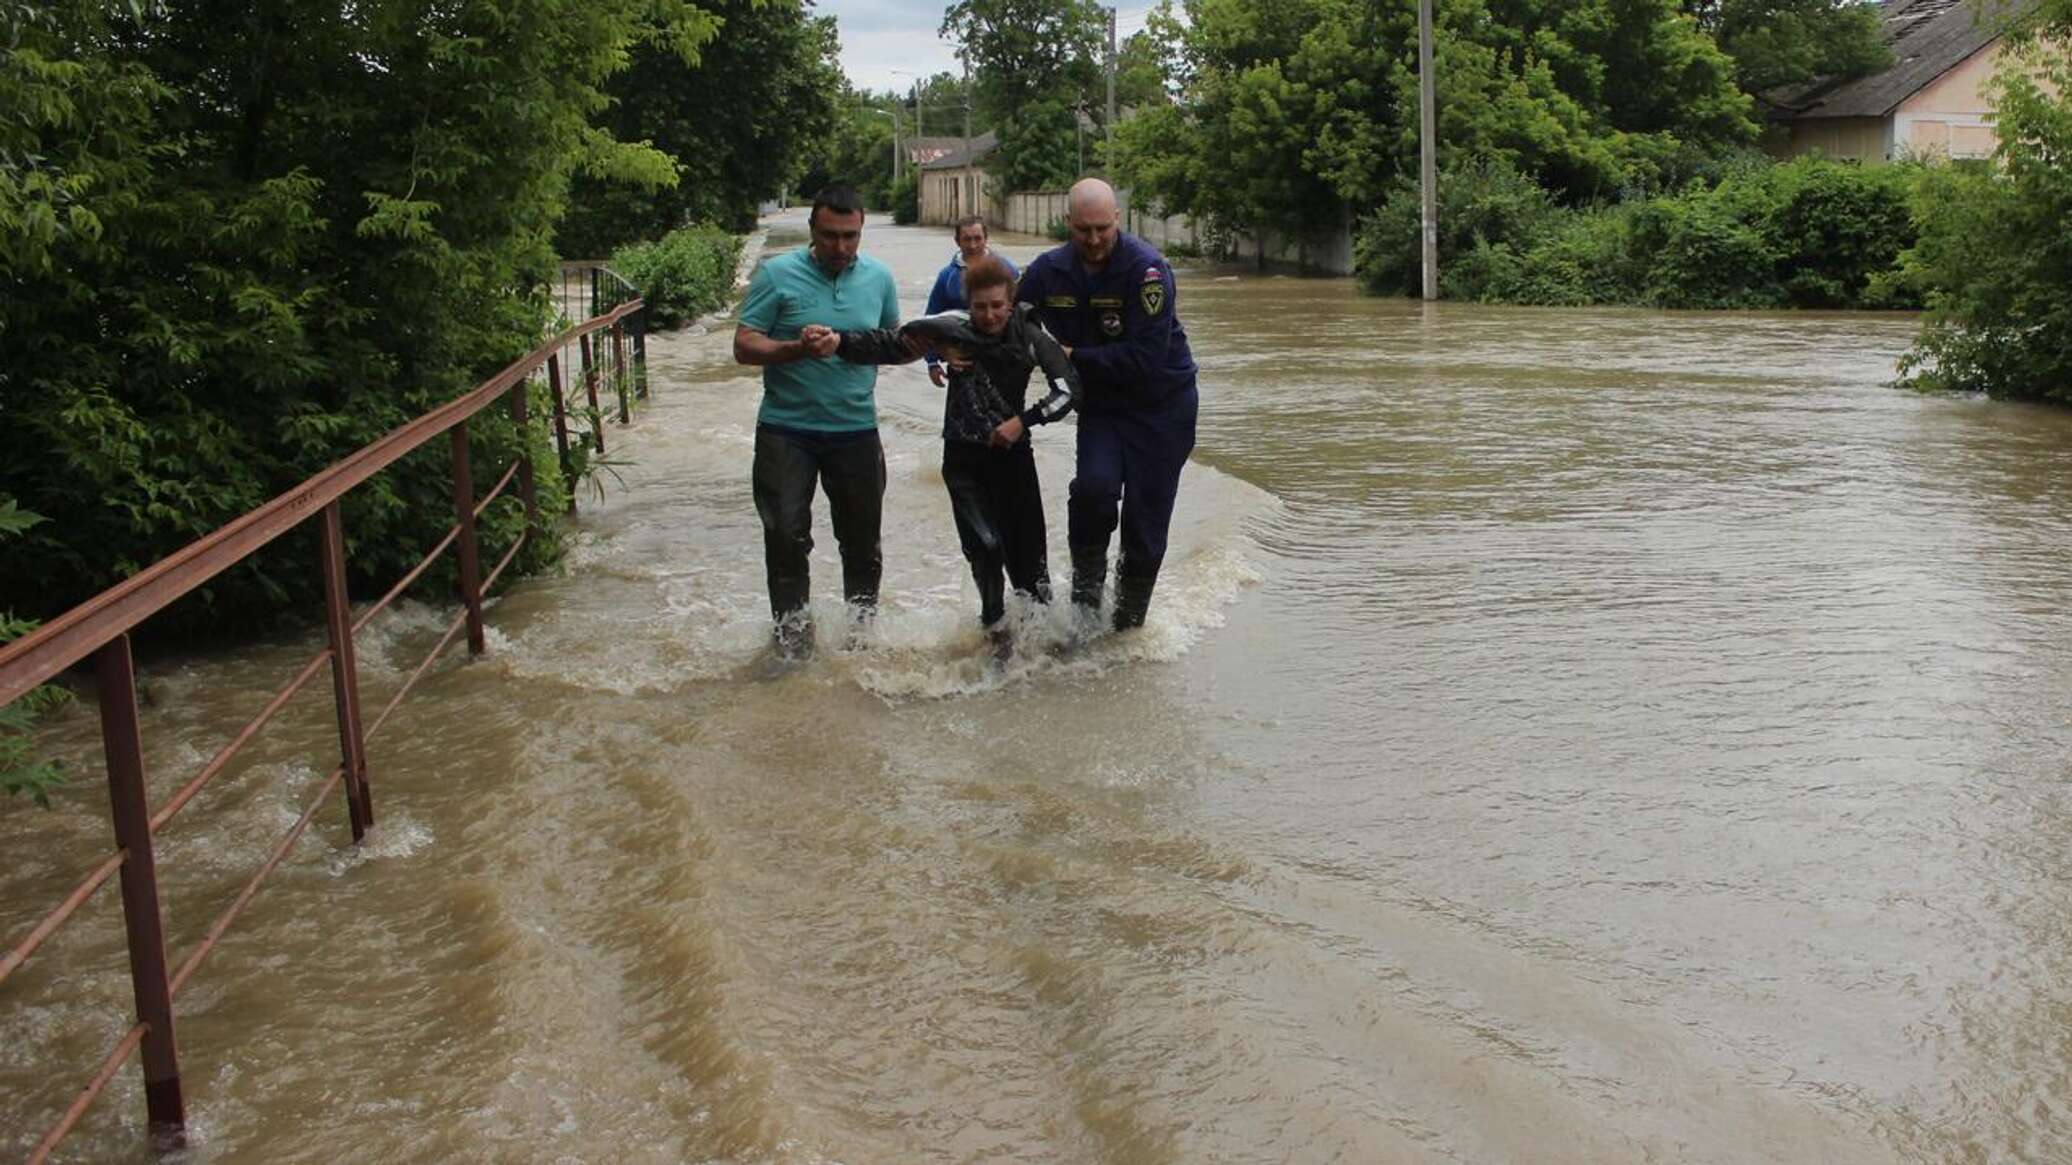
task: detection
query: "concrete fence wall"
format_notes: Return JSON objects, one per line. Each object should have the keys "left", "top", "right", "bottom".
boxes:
{"left": 995, "top": 189, "right": 1352, "bottom": 275}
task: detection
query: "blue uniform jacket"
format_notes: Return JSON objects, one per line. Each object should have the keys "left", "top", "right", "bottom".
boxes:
{"left": 1015, "top": 233, "right": 1196, "bottom": 414}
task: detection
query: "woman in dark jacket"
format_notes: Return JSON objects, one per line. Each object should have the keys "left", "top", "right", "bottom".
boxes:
{"left": 813, "top": 255, "right": 1079, "bottom": 652}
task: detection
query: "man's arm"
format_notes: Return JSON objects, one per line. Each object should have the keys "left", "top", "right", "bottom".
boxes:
{"left": 733, "top": 262, "right": 835, "bottom": 364}
{"left": 734, "top": 325, "right": 832, "bottom": 365}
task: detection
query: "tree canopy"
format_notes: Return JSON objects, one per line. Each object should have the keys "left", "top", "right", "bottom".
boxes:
{"left": 0, "top": 0, "right": 717, "bottom": 627}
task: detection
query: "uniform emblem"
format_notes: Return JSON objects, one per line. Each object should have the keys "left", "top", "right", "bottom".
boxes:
{"left": 1044, "top": 295, "right": 1078, "bottom": 309}
{"left": 1100, "top": 310, "right": 1125, "bottom": 337}
{"left": 1140, "top": 280, "right": 1166, "bottom": 316}
{"left": 1143, "top": 266, "right": 1162, "bottom": 282}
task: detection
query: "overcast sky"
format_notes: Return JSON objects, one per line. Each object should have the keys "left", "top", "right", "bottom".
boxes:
{"left": 817, "top": 0, "right": 1159, "bottom": 97}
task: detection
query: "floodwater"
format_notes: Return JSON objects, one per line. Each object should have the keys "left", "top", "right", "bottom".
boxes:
{"left": 7, "top": 207, "right": 2072, "bottom": 1164}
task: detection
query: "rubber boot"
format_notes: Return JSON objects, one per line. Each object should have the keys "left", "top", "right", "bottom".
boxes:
{"left": 1111, "top": 569, "right": 1158, "bottom": 631}
{"left": 1069, "top": 545, "right": 1108, "bottom": 612}
{"left": 772, "top": 612, "right": 815, "bottom": 661}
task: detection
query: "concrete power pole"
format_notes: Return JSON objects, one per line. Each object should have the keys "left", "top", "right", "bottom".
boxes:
{"left": 1105, "top": 7, "right": 1118, "bottom": 170}
{"left": 1418, "top": 0, "right": 1439, "bottom": 301}
{"left": 963, "top": 56, "right": 974, "bottom": 219}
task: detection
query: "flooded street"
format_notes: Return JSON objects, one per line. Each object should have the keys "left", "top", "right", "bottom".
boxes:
{"left": 8, "top": 208, "right": 2072, "bottom": 1163}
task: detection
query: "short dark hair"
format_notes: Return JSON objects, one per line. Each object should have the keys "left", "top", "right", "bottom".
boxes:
{"left": 954, "top": 215, "right": 988, "bottom": 239}
{"left": 811, "top": 185, "right": 866, "bottom": 225}
{"left": 964, "top": 253, "right": 1016, "bottom": 297}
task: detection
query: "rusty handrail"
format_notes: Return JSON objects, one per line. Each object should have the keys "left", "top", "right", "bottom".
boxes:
{"left": 1, "top": 294, "right": 647, "bottom": 1161}
{"left": 0, "top": 298, "right": 643, "bottom": 707}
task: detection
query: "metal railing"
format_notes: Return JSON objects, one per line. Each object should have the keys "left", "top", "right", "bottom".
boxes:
{"left": 557, "top": 260, "right": 649, "bottom": 422}
{"left": 0, "top": 296, "right": 646, "bottom": 1162}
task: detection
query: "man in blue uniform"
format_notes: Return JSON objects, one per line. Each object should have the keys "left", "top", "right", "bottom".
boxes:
{"left": 1015, "top": 178, "right": 1198, "bottom": 631}
{"left": 922, "top": 215, "right": 1019, "bottom": 389}
{"left": 733, "top": 186, "right": 902, "bottom": 659}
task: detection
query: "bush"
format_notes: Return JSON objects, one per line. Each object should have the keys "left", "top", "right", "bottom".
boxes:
{"left": 889, "top": 172, "right": 920, "bottom": 226}
{"left": 609, "top": 226, "right": 744, "bottom": 329}
{"left": 1357, "top": 154, "right": 1923, "bottom": 311}
{"left": 1899, "top": 40, "right": 2072, "bottom": 400}
{"left": 1355, "top": 156, "right": 1563, "bottom": 297}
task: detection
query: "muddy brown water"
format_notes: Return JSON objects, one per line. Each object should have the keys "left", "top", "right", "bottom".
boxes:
{"left": 6, "top": 208, "right": 2072, "bottom": 1163}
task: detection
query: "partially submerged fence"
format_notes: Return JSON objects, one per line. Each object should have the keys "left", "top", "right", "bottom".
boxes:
{"left": 0, "top": 296, "right": 645, "bottom": 1162}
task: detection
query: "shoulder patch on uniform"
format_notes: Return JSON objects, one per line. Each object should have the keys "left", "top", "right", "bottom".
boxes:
{"left": 1142, "top": 265, "right": 1162, "bottom": 282}
{"left": 1141, "top": 280, "right": 1166, "bottom": 316}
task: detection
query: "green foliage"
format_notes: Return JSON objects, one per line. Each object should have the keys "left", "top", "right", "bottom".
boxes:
{"left": 888, "top": 171, "right": 921, "bottom": 225}
{"left": 0, "top": 0, "right": 712, "bottom": 633}
{"left": 1115, "top": 0, "right": 1758, "bottom": 248}
{"left": 1899, "top": 35, "right": 2072, "bottom": 399}
{"left": 944, "top": 0, "right": 1107, "bottom": 185}
{"left": 609, "top": 225, "right": 743, "bottom": 329}
{"left": 0, "top": 499, "right": 67, "bottom": 807}
{"left": 1357, "top": 153, "right": 1922, "bottom": 310}
{"left": 796, "top": 90, "right": 902, "bottom": 210}
{"left": 1684, "top": 0, "right": 1892, "bottom": 95}
{"left": 558, "top": 0, "right": 841, "bottom": 255}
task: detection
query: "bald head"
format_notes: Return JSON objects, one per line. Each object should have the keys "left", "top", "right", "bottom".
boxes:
{"left": 1066, "top": 178, "right": 1121, "bottom": 269}
{"left": 1068, "top": 178, "right": 1118, "bottom": 218}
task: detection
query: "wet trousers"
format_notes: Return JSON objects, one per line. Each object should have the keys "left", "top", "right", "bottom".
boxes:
{"left": 1067, "top": 386, "right": 1199, "bottom": 581}
{"left": 941, "top": 439, "right": 1052, "bottom": 627}
{"left": 752, "top": 425, "right": 885, "bottom": 624}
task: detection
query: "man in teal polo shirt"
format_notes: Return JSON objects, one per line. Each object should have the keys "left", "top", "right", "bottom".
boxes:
{"left": 733, "top": 186, "right": 902, "bottom": 659}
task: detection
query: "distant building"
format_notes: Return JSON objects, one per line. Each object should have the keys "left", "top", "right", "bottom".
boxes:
{"left": 902, "top": 136, "right": 966, "bottom": 172}
{"left": 1768, "top": 0, "right": 2035, "bottom": 163}
{"left": 917, "top": 132, "right": 1001, "bottom": 227}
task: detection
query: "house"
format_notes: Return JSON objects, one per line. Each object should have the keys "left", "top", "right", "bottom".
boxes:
{"left": 1768, "top": 0, "right": 2034, "bottom": 163}
{"left": 902, "top": 136, "right": 966, "bottom": 173}
{"left": 917, "top": 132, "right": 1001, "bottom": 226}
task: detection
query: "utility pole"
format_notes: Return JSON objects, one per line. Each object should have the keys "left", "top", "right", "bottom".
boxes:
{"left": 1418, "top": 0, "right": 1439, "bottom": 301}
{"left": 1105, "top": 6, "right": 1118, "bottom": 169}
{"left": 963, "top": 55, "right": 974, "bottom": 219}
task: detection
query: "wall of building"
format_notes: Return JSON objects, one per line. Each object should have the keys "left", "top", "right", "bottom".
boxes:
{"left": 919, "top": 166, "right": 1002, "bottom": 227}
{"left": 1779, "top": 116, "right": 1893, "bottom": 163}
{"left": 995, "top": 190, "right": 1353, "bottom": 274}
{"left": 1895, "top": 39, "right": 2004, "bottom": 160}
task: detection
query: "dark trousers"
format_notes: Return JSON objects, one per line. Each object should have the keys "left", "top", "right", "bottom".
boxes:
{"left": 942, "top": 439, "right": 1052, "bottom": 626}
{"left": 1067, "top": 386, "right": 1198, "bottom": 579}
{"left": 752, "top": 425, "right": 885, "bottom": 623}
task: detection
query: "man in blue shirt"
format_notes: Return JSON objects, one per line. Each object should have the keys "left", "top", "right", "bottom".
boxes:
{"left": 733, "top": 186, "right": 902, "bottom": 659}
{"left": 1015, "top": 178, "right": 1198, "bottom": 632}
{"left": 923, "top": 216, "right": 1019, "bottom": 389}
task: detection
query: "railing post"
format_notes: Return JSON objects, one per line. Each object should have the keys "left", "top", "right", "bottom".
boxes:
{"left": 317, "top": 503, "right": 372, "bottom": 840}
{"left": 631, "top": 309, "right": 648, "bottom": 400}
{"left": 612, "top": 322, "right": 630, "bottom": 425}
{"left": 449, "top": 422, "right": 487, "bottom": 657}
{"left": 580, "top": 332, "right": 604, "bottom": 454}
{"left": 546, "top": 351, "right": 574, "bottom": 514}
{"left": 509, "top": 377, "right": 539, "bottom": 537}
{"left": 94, "top": 636, "right": 186, "bottom": 1148}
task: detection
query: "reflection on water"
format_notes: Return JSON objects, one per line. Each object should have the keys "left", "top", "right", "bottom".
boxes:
{"left": 5, "top": 211, "right": 2072, "bottom": 1163}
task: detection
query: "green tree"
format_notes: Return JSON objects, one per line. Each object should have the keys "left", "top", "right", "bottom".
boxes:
{"left": 1900, "top": 16, "right": 2072, "bottom": 400}
{"left": 0, "top": 499, "right": 68, "bottom": 808}
{"left": 943, "top": 0, "right": 1107, "bottom": 188}
{"left": 1684, "top": 0, "right": 1891, "bottom": 95}
{"left": 559, "top": 0, "right": 841, "bottom": 255}
{"left": 1113, "top": 0, "right": 1756, "bottom": 248}
{"left": 796, "top": 88, "right": 902, "bottom": 207}
{"left": 0, "top": 0, "right": 715, "bottom": 630}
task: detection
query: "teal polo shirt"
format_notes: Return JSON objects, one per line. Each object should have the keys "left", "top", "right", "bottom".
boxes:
{"left": 738, "top": 247, "right": 901, "bottom": 432}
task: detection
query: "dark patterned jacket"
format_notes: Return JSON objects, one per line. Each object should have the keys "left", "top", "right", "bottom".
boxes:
{"left": 837, "top": 305, "right": 1079, "bottom": 446}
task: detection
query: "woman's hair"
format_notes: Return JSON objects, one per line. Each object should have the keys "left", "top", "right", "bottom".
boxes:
{"left": 964, "top": 253, "right": 1016, "bottom": 297}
